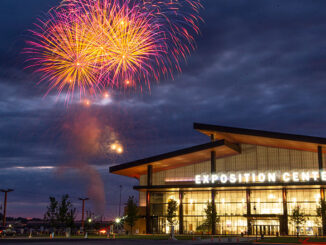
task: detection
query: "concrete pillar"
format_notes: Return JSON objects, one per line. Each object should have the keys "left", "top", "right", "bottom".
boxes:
{"left": 211, "top": 151, "right": 216, "bottom": 174}
{"left": 320, "top": 188, "right": 326, "bottom": 236}
{"left": 318, "top": 146, "right": 323, "bottom": 170}
{"left": 318, "top": 146, "right": 326, "bottom": 236}
{"left": 281, "top": 188, "right": 288, "bottom": 235}
{"left": 211, "top": 190, "right": 216, "bottom": 235}
{"left": 147, "top": 165, "right": 153, "bottom": 186}
{"left": 179, "top": 191, "right": 184, "bottom": 234}
{"left": 246, "top": 189, "right": 251, "bottom": 235}
{"left": 210, "top": 134, "right": 215, "bottom": 142}
{"left": 146, "top": 191, "right": 151, "bottom": 234}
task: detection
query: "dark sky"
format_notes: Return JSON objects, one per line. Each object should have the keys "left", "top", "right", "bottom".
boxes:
{"left": 1, "top": 0, "right": 326, "bottom": 220}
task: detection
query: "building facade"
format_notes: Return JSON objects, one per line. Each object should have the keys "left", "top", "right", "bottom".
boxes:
{"left": 110, "top": 123, "right": 326, "bottom": 236}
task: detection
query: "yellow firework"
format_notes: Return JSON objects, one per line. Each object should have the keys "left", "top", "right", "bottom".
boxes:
{"left": 26, "top": 0, "right": 202, "bottom": 99}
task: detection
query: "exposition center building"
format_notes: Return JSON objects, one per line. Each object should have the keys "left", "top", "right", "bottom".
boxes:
{"left": 110, "top": 123, "right": 326, "bottom": 236}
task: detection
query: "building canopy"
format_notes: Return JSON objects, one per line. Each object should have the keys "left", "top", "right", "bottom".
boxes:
{"left": 110, "top": 123, "right": 326, "bottom": 178}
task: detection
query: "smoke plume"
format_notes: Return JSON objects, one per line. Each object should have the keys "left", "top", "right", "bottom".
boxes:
{"left": 58, "top": 109, "right": 116, "bottom": 215}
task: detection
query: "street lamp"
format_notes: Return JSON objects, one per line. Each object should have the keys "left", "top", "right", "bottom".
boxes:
{"left": 115, "top": 217, "right": 123, "bottom": 234}
{"left": 0, "top": 189, "right": 14, "bottom": 227}
{"left": 78, "top": 197, "right": 89, "bottom": 232}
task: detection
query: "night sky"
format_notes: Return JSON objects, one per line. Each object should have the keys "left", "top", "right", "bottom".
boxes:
{"left": 1, "top": 0, "right": 326, "bottom": 220}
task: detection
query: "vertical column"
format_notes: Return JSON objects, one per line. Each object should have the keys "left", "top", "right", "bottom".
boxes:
{"left": 320, "top": 188, "right": 326, "bottom": 236}
{"left": 211, "top": 151, "right": 216, "bottom": 174}
{"left": 179, "top": 191, "right": 184, "bottom": 234}
{"left": 210, "top": 134, "right": 215, "bottom": 142}
{"left": 146, "top": 165, "right": 153, "bottom": 234}
{"left": 318, "top": 146, "right": 323, "bottom": 171}
{"left": 147, "top": 165, "right": 153, "bottom": 187}
{"left": 246, "top": 189, "right": 251, "bottom": 235}
{"left": 211, "top": 134, "right": 216, "bottom": 235}
{"left": 146, "top": 191, "right": 151, "bottom": 234}
{"left": 211, "top": 190, "right": 216, "bottom": 235}
{"left": 319, "top": 146, "right": 326, "bottom": 235}
{"left": 282, "top": 188, "right": 288, "bottom": 235}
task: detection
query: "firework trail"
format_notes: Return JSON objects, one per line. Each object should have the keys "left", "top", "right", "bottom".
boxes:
{"left": 25, "top": 0, "right": 202, "bottom": 101}
{"left": 58, "top": 110, "right": 123, "bottom": 214}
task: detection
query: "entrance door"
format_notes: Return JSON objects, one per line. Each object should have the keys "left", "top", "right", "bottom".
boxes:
{"left": 151, "top": 216, "right": 159, "bottom": 233}
{"left": 252, "top": 219, "right": 280, "bottom": 236}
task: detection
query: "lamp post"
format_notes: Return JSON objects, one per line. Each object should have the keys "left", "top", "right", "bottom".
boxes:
{"left": 78, "top": 197, "right": 89, "bottom": 232}
{"left": 0, "top": 189, "right": 14, "bottom": 227}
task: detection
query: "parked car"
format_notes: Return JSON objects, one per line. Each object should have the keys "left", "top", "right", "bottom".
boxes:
{"left": 0, "top": 226, "right": 5, "bottom": 235}
{"left": 0, "top": 226, "right": 17, "bottom": 236}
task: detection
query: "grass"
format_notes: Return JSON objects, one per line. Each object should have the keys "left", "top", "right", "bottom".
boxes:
{"left": 113, "top": 234, "right": 250, "bottom": 240}
{"left": 114, "top": 235, "right": 170, "bottom": 240}
{"left": 1, "top": 234, "right": 246, "bottom": 240}
{"left": 258, "top": 236, "right": 326, "bottom": 243}
{"left": 6, "top": 234, "right": 326, "bottom": 242}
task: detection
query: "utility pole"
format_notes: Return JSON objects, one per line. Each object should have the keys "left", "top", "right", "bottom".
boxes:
{"left": 119, "top": 185, "right": 122, "bottom": 217}
{"left": 78, "top": 197, "right": 89, "bottom": 231}
{"left": 0, "top": 189, "right": 14, "bottom": 227}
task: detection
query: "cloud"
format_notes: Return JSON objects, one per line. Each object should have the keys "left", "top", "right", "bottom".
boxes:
{"left": 1, "top": 0, "right": 326, "bottom": 218}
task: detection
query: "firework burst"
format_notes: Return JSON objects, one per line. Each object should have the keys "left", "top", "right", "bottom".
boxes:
{"left": 25, "top": 0, "right": 202, "bottom": 100}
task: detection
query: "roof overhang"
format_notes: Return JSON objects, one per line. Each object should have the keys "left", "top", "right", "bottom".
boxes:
{"left": 194, "top": 123, "right": 326, "bottom": 153}
{"left": 109, "top": 140, "right": 240, "bottom": 178}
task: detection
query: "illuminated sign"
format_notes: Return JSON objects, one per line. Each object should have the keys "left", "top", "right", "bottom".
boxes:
{"left": 194, "top": 171, "right": 326, "bottom": 184}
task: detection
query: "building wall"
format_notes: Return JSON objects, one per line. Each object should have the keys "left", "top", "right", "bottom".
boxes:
{"left": 148, "top": 188, "right": 322, "bottom": 235}
{"left": 140, "top": 144, "right": 319, "bottom": 186}
{"left": 137, "top": 143, "right": 323, "bottom": 235}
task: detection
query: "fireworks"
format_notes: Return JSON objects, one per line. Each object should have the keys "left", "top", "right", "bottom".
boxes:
{"left": 25, "top": 0, "right": 202, "bottom": 100}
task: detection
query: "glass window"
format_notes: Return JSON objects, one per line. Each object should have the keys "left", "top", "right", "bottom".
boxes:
{"left": 216, "top": 191, "right": 246, "bottom": 216}
{"left": 251, "top": 190, "right": 283, "bottom": 214}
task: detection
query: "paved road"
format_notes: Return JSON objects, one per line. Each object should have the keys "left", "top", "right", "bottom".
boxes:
{"left": 0, "top": 240, "right": 192, "bottom": 245}
{"left": 0, "top": 241, "right": 294, "bottom": 245}
{"left": 0, "top": 239, "right": 255, "bottom": 245}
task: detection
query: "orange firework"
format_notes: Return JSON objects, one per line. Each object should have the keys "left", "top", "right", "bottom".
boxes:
{"left": 25, "top": 13, "right": 103, "bottom": 99}
{"left": 25, "top": 0, "right": 202, "bottom": 100}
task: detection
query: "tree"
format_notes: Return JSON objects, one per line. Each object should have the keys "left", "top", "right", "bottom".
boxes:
{"left": 44, "top": 196, "right": 59, "bottom": 228}
{"left": 57, "top": 194, "right": 76, "bottom": 228}
{"left": 204, "top": 201, "right": 220, "bottom": 234}
{"left": 125, "top": 196, "right": 138, "bottom": 234}
{"left": 44, "top": 195, "right": 76, "bottom": 229}
{"left": 290, "top": 205, "right": 306, "bottom": 237}
{"left": 166, "top": 199, "right": 178, "bottom": 230}
{"left": 317, "top": 199, "right": 326, "bottom": 235}
{"left": 66, "top": 208, "right": 77, "bottom": 228}
{"left": 166, "top": 199, "right": 178, "bottom": 237}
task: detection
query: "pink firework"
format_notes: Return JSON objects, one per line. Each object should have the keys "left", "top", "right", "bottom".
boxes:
{"left": 25, "top": 0, "right": 203, "bottom": 100}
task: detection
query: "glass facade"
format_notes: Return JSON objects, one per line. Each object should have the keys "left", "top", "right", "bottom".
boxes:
{"left": 251, "top": 190, "right": 283, "bottom": 215}
{"left": 148, "top": 188, "right": 323, "bottom": 235}
{"left": 135, "top": 144, "right": 326, "bottom": 236}
{"left": 287, "top": 189, "right": 321, "bottom": 236}
{"left": 183, "top": 191, "right": 209, "bottom": 233}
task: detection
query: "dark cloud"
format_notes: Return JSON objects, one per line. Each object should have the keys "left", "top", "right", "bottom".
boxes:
{"left": 1, "top": 0, "right": 326, "bottom": 219}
